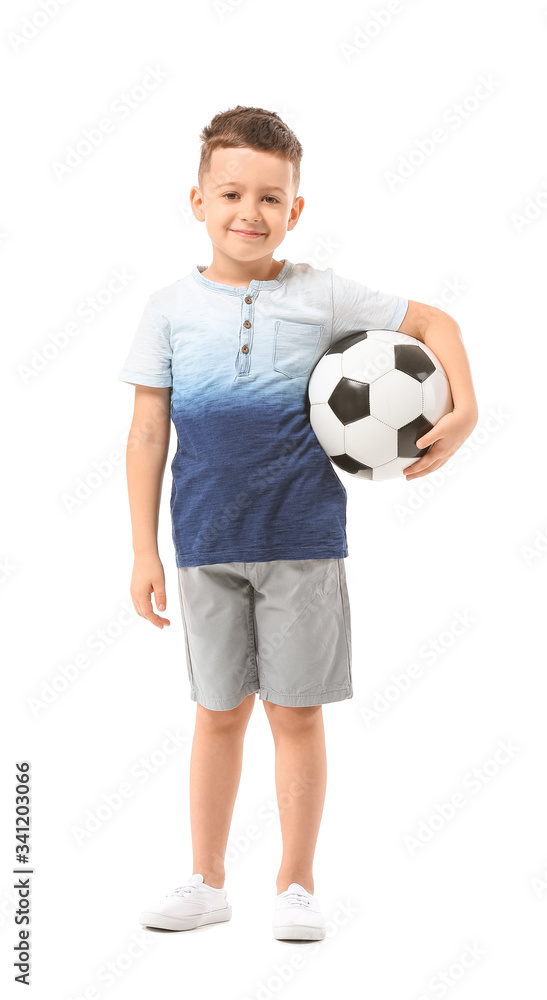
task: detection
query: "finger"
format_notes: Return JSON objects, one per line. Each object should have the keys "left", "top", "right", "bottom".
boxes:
{"left": 402, "top": 457, "right": 430, "bottom": 475}
{"left": 403, "top": 453, "right": 439, "bottom": 476}
{"left": 405, "top": 456, "right": 446, "bottom": 479}
{"left": 138, "top": 592, "right": 171, "bottom": 628}
{"left": 153, "top": 585, "right": 167, "bottom": 612}
{"left": 416, "top": 430, "right": 443, "bottom": 449}
{"left": 403, "top": 441, "right": 441, "bottom": 474}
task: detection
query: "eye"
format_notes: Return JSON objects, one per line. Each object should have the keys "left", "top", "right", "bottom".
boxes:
{"left": 223, "top": 193, "right": 279, "bottom": 203}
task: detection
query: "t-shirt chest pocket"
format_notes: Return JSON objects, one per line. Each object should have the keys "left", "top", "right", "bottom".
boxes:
{"left": 272, "top": 320, "right": 325, "bottom": 378}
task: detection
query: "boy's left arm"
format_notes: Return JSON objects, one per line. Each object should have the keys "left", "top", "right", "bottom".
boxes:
{"left": 396, "top": 301, "right": 479, "bottom": 480}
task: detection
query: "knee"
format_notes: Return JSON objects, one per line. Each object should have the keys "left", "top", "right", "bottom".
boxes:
{"left": 197, "top": 693, "right": 255, "bottom": 732}
{"left": 263, "top": 701, "right": 322, "bottom": 733}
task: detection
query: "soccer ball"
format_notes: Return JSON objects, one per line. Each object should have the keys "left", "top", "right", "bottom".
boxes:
{"left": 305, "top": 329, "right": 453, "bottom": 481}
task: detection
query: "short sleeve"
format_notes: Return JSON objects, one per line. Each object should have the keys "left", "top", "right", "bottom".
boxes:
{"left": 330, "top": 268, "right": 408, "bottom": 344}
{"left": 118, "top": 295, "right": 172, "bottom": 387}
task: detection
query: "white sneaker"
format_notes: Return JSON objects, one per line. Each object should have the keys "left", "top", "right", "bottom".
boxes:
{"left": 140, "top": 873, "right": 232, "bottom": 931}
{"left": 272, "top": 882, "right": 326, "bottom": 941}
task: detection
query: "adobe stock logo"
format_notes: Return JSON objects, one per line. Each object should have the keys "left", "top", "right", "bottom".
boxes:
{"left": 8, "top": 0, "right": 74, "bottom": 53}
{"left": 404, "top": 738, "right": 521, "bottom": 857}
{"left": 511, "top": 180, "right": 547, "bottom": 234}
{"left": 384, "top": 75, "right": 501, "bottom": 190}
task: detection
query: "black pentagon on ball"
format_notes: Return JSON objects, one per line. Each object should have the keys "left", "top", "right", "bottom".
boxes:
{"left": 323, "top": 330, "right": 369, "bottom": 356}
{"left": 394, "top": 344, "right": 435, "bottom": 382}
{"left": 331, "top": 453, "right": 373, "bottom": 478}
{"left": 398, "top": 415, "right": 434, "bottom": 457}
{"left": 328, "top": 377, "right": 370, "bottom": 424}
{"left": 306, "top": 331, "right": 369, "bottom": 417}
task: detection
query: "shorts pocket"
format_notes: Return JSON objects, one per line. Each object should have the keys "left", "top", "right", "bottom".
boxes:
{"left": 272, "top": 320, "right": 324, "bottom": 378}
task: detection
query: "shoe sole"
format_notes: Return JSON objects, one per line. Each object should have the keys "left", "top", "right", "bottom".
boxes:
{"left": 140, "top": 906, "right": 232, "bottom": 931}
{"left": 273, "top": 923, "right": 326, "bottom": 941}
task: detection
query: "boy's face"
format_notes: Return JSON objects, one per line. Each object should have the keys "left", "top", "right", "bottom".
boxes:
{"left": 190, "top": 146, "right": 304, "bottom": 265}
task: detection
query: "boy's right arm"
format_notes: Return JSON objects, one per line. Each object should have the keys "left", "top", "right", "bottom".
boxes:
{"left": 125, "top": 385, "right": 172, "bottom": 629}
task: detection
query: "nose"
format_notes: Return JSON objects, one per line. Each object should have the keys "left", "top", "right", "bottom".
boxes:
{"left": 237, "top": 199, "right": 262, "bottom": 222}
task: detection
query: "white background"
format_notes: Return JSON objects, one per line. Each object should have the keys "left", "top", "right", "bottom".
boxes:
{"left": 2, "top": 0, "right": 546, "bottom": 997}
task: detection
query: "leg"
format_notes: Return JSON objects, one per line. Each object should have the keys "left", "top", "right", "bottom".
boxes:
{"left": 262, "top": 702, "right": 327, "bottom": 895}
{"left": 190, "top": 692, "right": 255, "bottom": 888}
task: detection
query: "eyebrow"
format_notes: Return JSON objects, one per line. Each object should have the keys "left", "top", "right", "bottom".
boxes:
{"left": 215, "top": 182, "right": 287, "bottom": 194}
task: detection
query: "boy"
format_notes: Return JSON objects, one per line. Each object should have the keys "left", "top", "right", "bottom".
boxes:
{"left": 118, "top": 106, "right": 478, "bottom": 941}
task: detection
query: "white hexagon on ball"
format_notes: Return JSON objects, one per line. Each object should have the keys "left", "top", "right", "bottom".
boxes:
{"left": 373, "top": 455, "right": 419, "bottom": 481}
{"left": 309, "top": 403, "right": 345, "bottom": 454}
{"left": 341, "top": 339, "right": 395, "bottom": 384}
{"left": 423, "top": 369, "right": 452, "bottom": 425}
{"left": 307, "top": 354, "right": 343, "bottom": 405}
{"left": 369, "top": 369, "right": 423, "bottom": 429}
{"left": 346, "top": 417, "right": 397, "bottom": 467}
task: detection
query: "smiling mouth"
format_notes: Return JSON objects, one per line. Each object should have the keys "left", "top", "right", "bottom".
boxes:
{"left": 231, "top": 230, "right": 265, "bottom": 238}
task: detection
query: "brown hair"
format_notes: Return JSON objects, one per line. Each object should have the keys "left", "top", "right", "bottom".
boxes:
{"left": 197, "top": 105, "right": 303, "bottom": 199}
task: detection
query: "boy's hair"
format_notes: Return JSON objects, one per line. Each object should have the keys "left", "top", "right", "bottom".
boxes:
{"left": 197, "top": 105, "right": 303, "bottom": 199}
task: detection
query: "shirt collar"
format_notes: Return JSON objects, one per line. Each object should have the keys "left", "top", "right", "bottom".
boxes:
{"left": 192, "top": 259, "right": 292, "bottom": 294}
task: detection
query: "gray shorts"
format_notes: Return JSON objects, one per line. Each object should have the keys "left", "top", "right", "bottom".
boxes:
{"left": 176, "top": 558, "right": 352, "bottom": 711}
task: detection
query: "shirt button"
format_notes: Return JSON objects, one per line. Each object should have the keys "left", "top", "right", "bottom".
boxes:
{"left": 244, "top": 296, "right": 252, "bottom": 304}
{"left": 243, "top": 319, "right": 251, "bottom": 328}
{"left": 241, "top": 345, "right": 249, "bottom": 354}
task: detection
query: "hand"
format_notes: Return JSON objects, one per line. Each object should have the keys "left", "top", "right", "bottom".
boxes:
{"left": 130, "top": 553, "right": 171, "bottom": 628}
{"left": 402, "top": 409, "right": 478, "bottom": 480}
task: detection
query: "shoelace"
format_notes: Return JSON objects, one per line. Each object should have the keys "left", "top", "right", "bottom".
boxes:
{"left": 167, "top": 882, "right": 201, "bottom": 898}
{"left": 284, "top": 891, "right": 311, "bottom": 908}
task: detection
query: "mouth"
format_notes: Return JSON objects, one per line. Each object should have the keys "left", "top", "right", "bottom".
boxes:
{"left": 230, "top": 230, "right": 265, "bottom": 239}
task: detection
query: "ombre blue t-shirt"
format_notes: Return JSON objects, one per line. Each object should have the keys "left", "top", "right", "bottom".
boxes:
{"left": 118, "top": 260, "right": 408, "bottom": 568}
